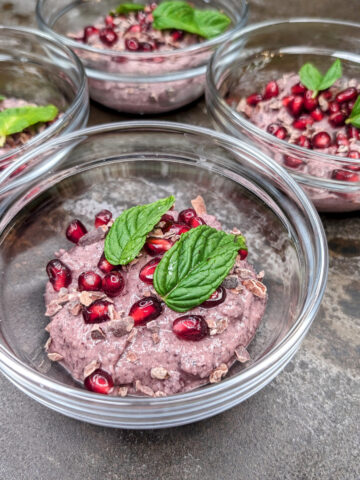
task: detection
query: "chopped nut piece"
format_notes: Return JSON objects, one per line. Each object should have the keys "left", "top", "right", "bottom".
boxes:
{"left": 78, "top": 228, "right": 106, "bottom": 246}
{"left": 222, "top": 275, "right": 239, "bottom": 289}
{"left": 242, "top": 279, "right": 267, "bottom": 299}
{"left": 44, "top": 322, "right": 52, "bottom": 333}
{"left": 151, "top": 332, "right": 160, "bottom": 344}
{"left": 58, "top": 287, "right": 68, "bottom": 296}
{"left": 108, "top": 304, "right": 116, "bottom": 321}
{"left": 151, "top": 228, "right": 164, "bottom": 238}
{"left": 118, "top": 386, "right": 128, "bottom": 397}
{"left": 230, "top": 227, "right": 242, "bottom": 236}
{"left": 150, "top": 367, "right": 169, "bottom": 380}
{"left": 127, "top": 352, "right": 138, "bottom": 363}
{"left": 79, "top": 290, "right": 108, "bottom": 306}
{"left": 44, "top": 337, "right": 52, "bottom": 351}
{"left": 45, "top": 302, "right": 62, "bottom": 317}
{"left": 143, "top": 289, "right": 152, "bottom": 297}
{"left": 210, "top": 318, "right": 229, "bottom": 336}
{"left": 146, "top": 320, "right": 158, "bottom": 331}
{"left": 135, "top": 380, "right": 155, "bottom": 397}
{"left": 236, "top": 268, "right": 255, "bottom": 279}
{"left": 154, "top": 390, "right": 167, "bottom": 397}
{"left": 235, "top": 346, "right": 251, "bottom": 363}
{"left": 69, "top": 301, "right": 82, "bottom": 316}
{"left": 209, "top": 363, "right": 228, "bottom": 383}
{"left": 127, "top": 327, "right": 138, "bottom": 343}
{"left": 257, "top": 270, "right": 265, "bottom": 280}
{"left": 191, "top": 195, "right": 207, "bottom": 215}
{"left": 83, "top": 359, "right": 100, "bottom": 378}
{"left": 90, "top": 325, "right": 105, "bottom": 340}
{"left": 205, "top": 317, "right": 217, "bottom": 330}
{"left": 47, "top": 352, "right": 64, "bottom": 362}
{"left": 105, "top": 317, "right": 134, "bottom": 337}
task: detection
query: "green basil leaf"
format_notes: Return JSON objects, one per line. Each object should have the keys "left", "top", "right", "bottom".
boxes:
{"left": 350, "top": 95, "right": 360, "bottom": 117}
{"left": 104, "top": 195, "right": 175, "bottom": 265}
{"left": 153, "top": 225, "right": 246, "bottom": 312}
{"left": 347, "top": 113, "right": 360, "bottom": 128}
{"left": 0, "top": 104, "right": 58, "bottom": 147}
{"left": 153, "top": 1, "right": 230, "bottom": 39}
{"left": 318, "top": 58, "right": 342, "bottom": 91}
{"left": 0, "top": 95, "right": 5, "bottom": 101}
{"left": 299, "top": 63, "right": 323, "bottom": 93}
{"left": 113, "top": 3, "right": 145, "bottom": 14}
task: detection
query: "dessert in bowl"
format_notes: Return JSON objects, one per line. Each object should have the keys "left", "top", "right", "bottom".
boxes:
{"left": 206, "top": 19, "right": 360, "bottom": 212}
{"left": 36, "top": 0, "right": 248, "bottom": 113}
{"left": 0, "top": 122, "right": 327, "bottom": 428}
{"left": 0, "top": 26, "right": 89, "bottom": 173}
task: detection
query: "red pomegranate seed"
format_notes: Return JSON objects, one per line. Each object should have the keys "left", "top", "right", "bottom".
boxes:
{"left": 310, "top": 108, "right": 324, "bottom": 122}
{"left": 348, "top": 99, "right": 356, "bottom": 111}
{"left": 97, "top": 253, "right": 116, "bottom": 273}
{"left": 125, "top": 37, "right": 140, "bottom": 51}
{"left": 83, "top": 299, "right": 111, "bottom": 324}
{"left": 303, "top": 90, "right": 318, "bottom": 112}
{"left": 263, "top": 81, "right": 279, "bottom": 100}
{"left": 139, "top": 258, "right": 161, "bottom": 284}
{"left": 284, "top": 156, "right": 304, "bottom": 169}
{"left": 347, "top": 125, "right": 360, "bottom": 140}
{"left": 178, "top": 208, "right": 197, "bottom": 225}
{"left": 293, "top": 115, "right": 314, "bottom": 130}
{"left": 266, "top": 123, "right": 288, "bottom": 140}
{"left": 329, "top": 112, "right": 345, "bottom": 127}
{"left": 348, "top": 150, "right": 360, "bottom": 159}
{"left": 144, "top": 237, "right": 173, "bottom": 255}
{"left": 328, "top": 101, "right": 340, "bottom": 114}
{"left": 335, "top": 87, "right": 358, "bottom": 104}
{"left": 105, "top": 15, "right": 114, "bottom": 27}
{"left": 201, "top": 286, "right": 226, "bottom": 308}
{"left": 173, "top": 315, "right": 209, "bottom": 341}
{"left": 102, "top": 271, "right": 124, "bottom": 297}
{"left": 282, "top": 95, "right": 294, "bottom": 108}
{"left": 161, "top": 213, "right": 174, "bottom": 223}
{"left": 140, "top": 42, "right": 154, "bottom": 52}
{"left": 66, "top": 219, "right": 87, "bottom": 244}
{"left": 295, "top": 135, "right": 312, "bottom": 149}
{"left": 239, "top": 249, "right": 248, "bottom": 260}
{"left": 94, "top": 209, "right": 112, "bottom": 228}
{"left": 291, "top": 82, "right": 306, "bottom": 95}
{"left": 129, "top": 296, "right": 162, "bottom": 325}
{"left": 46, "top": 259, "right": 72, "bottom": 292}
{"left": 312, "top": 132, "right": 332, "bottom": 149}
{"left": 78, "top": 271, "right": 102, "bottom": 292}
{"left": 83, "top": 25, "right": 99, "bottom": 42}
{"left": 127, "top": 24, "right": 141, "bottom": 34}
{"left": 171, "top": 29, "right": 184, "bottom": 41}
{"left": 188, "top": 216, "right": 206, "bottom": 228}
{"left": 336, "top": 133, "right": 349, "bottom": 147}
{"left": 163, "top": 222, "right": 191, "bottom": 236}
{"left": 331, "top": 169, "right": 359, "bottom": 182}
{"left": 99, "top": 27, "right": 118, "bottom": 46}
{"left": 320, "top": 89, "right": 333, "bottom": 100}
{"left": 288, "top": 95, "right": 304, "bottom": 116}
{"left": 246, "top": 93, "right": 263, "bottom": 106}
{"left": 84, "top": 369, "right": 113, "bottom": 395}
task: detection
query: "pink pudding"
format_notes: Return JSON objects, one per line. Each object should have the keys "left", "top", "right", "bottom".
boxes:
{"left": 44, "top": 197, "right": 267, "bottom": 397}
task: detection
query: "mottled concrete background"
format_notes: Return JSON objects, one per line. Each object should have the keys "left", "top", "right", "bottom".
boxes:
{"left": 0, "top": 2, "right": 359, "bottom": 480}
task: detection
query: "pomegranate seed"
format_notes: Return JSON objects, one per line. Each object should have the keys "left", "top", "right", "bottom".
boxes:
{"left": 201, "top": 286, "right": 226, "bottom": 308}
{"left": 140, "top": 42, "right": 154, "bottom": 52}
{"left": 346, "top": 125, "right": 360, "bottom": 140}
{"left": 348, "top": 150, "right": 360, "bottom": 159}
{"left": 293, "top": 115, "right": 314, "bottom": 130}
{"left": 46, "top": 259, "right": 72, "bottom": 292}
{"left": 312, "top": 132, "right": 332, "bottom": 149}
{"left": 99, "top": 27, "right": 118, "bottom": 46}
{"left": 291, "top": 82, "right": 306, "bottom": 95}
{"left": 163, "top": 222, "right": 191, "bottom": 236}
{"left": 335, "top": 87, "right": 358, "bottom": 104}
{"left": 137, "top": 10, "right": 147, "bottom": 24}
{"left": 188, "top": 216, "right": 206, "bottom": 228}
{"left": 348, "top": 100, "right": 356, "bottom": 111}
{"left": 263, "top": 81, "right": 279, "bottom": 100}
{"left": 328, "top": 101, "right": 340, "bottom": 114}
{"left": 78, "top": 271, "right": 102, "bottom": 292}
{"left": 129, "top": 296, "right": 162, "bottom": 325}
{"left": 284, "top": 156, "right": 304, "bottom": 169}
{"left": 178, "top": 208, "right": 196, "bottom": 225}
{"left": 97, "top": 253, "right": 117, "bottom": 273}
{"left": 282, "top": 95, "right": 294, "bottom": 108}
{"left": 341, "top": 104, "right": 350, "bottom": 118}
{"left": 84, "top": 369, "right": 113, "bottom": 395}
{"left": 310, "top": 108, "right": 324, "bottom": 122}
{"left": 94, "top": 209, "right": 112, "bottom": 228}
{"left": 267, "top": 123, "right": 288, "bottom": 140}
{"left": 139, "top": 258, "right": 161, "bottom": 284}
{"left": 295, "top": 135, "right": 312, "bottom": 149}
{"left": 171, "top": 29, "right": 184, "bottom": 41}
{"left": 331, "top": 169, "right": 359, "bottom": 182}
{"left": 105, "top": 15, "right": 114, "bottom": 27}
{"left": 145, "top": 13, "right": 153, "bottom": 22}
{"left": 66, "top": 219, "right": 87, "bottom": 244}
{"left": 288, "top": 95, "right": 304, "bottom": 117}
{"left": 246, "top": 93, "right": 263, "bottom": 106}
{"left": 329, "top": 112, "right": 345, "bottom": 127}
{"left": 239, "top": 249, "right": 248, "bottom": 260}
{"left": 83, "top": 25, "right": 99, "bottom": 42}
{"left": 173, "top": 315, "right": 209, "bottom": 341}
{"left": 102, "top": 271, "right": 124, "bottom": 297}
{"left": 336, "top": 133, "right": 349, "bottom": 147}
{"left": 161, "top": 213, "right": 174, "bottom": 223}
{"left": 83, "top": 299, "right": 111, "bottom": 324}
{"left": 144, "top": 237, "right": 173, "bottom": 255}
{"left": 320, "top": 89, "right": 333, "bottom": 100}
{"left": 127, "top": 24, "right": 141, "bottom": 34}
{"left": 125, "top": 37, "right": 140, "bottom": 51}
{"left": 303, "top": 90, "right": 318, "bottom": 112}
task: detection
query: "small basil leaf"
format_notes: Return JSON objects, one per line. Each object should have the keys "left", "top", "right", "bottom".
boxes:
{"left": 104, "top": 195, "right": 175, "bottom": 265}
{"left": 0, "top": 104, "right": 58, "bottom": 147}
{"left": 347, "top": 113, "right": 360, "bottom": 128}
{"left": 318, "top": 58, "right": 342, "bottom": 91}
{"left": 299, "top": 63, "right": 323, "bottom": 93}
{"left": 153, "top": 1, "right": 230, "bottom": 39}
{"left": 113, "top": 3, "right": 145, "bottom": 14}
{"left": 350, "top": 95, "right": 360, "bottom": 117}
{"left": 153, "top": 225, "right": 246, "bottom": 312}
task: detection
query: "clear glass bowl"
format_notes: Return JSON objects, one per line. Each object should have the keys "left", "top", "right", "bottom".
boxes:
{"left": 36, "top": 0, "right": 248, "bottom": 114}
{"left": 0, "top": 26, "right": 89, "bottom": 172}
{"left": 206, "top": 19, "right": 360, "bottom": 212}
{"left": 0, "top": 122, "right": 328, "bottom": 428}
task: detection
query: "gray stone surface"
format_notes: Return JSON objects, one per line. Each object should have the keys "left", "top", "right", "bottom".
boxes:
{"left": 0, "top": 1, "right": 359, "bottom": 479}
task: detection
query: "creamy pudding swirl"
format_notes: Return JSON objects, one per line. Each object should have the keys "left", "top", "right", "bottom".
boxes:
{"left": 44, "top": 196, "right": 267, "bottom": 397}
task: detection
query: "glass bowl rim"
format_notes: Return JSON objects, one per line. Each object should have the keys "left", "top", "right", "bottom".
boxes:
{"left": 206, "top": 17, "right": 360, "bottom": 184}
{"left": 0, "top": 120, "right": 328, "bottom": 405}
{"left": 0, "top": 25, "right": 88, "bottom": 165}
{"left": 35, "top": 0, "right": 249, "bottom": 59}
